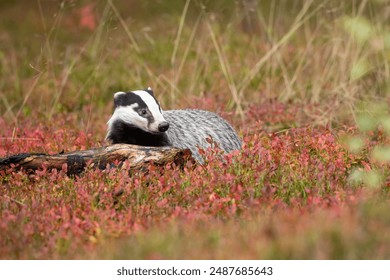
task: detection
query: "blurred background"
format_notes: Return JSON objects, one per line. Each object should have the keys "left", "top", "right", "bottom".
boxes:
{"left": 0, "top": 0, "right": 389, "bottom": 128}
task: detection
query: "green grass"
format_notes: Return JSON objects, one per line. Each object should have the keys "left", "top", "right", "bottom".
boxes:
{"left": 1, "top": 0, "right": 388, "bottom": 122}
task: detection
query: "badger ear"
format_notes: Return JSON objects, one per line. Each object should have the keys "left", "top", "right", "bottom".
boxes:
{"left": 113, "top": 91, "right": 126, "bottom": 107}
{"left": 145, "top": 87, "right": 154, "bottom": 96}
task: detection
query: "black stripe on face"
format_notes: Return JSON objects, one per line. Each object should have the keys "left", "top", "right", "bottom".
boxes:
{"left": 114, "top": 92, "right": 147, "bottom": 108}
{"left": 114, "top": 91, "right": 155, "bottom": 122}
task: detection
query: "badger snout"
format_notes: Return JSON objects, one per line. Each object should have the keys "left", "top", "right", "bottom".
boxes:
{"left": 158, "top": 121, "right": 169, "bottom": 132}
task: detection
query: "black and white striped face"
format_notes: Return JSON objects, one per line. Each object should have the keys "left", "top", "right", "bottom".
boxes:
{"left": 107, "top": 88, "right": 169, "bottom": 134}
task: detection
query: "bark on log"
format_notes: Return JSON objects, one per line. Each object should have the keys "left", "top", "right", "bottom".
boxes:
{"left": 0, "top": 144, "right": 193, "bottom": 175}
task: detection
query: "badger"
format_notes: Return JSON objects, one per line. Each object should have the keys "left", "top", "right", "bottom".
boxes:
{"left": 106, "top": 88, "right": 241, "bottom": 162}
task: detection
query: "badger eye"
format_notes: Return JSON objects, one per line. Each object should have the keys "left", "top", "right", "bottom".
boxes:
{"left": 140, "top": 109, "right": 147, "bottom": 116}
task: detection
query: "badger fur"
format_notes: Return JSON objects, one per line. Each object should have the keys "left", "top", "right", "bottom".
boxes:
{"left": 106, "top": 88, "right": 241, "bottom": 162}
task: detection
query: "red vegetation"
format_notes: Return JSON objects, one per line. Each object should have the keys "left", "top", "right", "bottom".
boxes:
{"left": 1, "top": 103, "right": 376, "bottom": 259}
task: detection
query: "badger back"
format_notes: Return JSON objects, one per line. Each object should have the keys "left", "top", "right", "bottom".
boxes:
{"left": 163, "top": 109, "right": 241, "bottom": 160}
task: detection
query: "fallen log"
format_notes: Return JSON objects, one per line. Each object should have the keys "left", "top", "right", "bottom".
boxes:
{"left": 0, "top": 144, "right": 193, "bottom": 175}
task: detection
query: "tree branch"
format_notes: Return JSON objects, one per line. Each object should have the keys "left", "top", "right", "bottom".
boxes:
{"left": 0, "top": 144, "right": 193, "bottom": 175}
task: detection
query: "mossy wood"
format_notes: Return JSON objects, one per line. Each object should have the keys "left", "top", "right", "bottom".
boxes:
{"left": 0, "top": 144, "right": 192, "bottom": 175}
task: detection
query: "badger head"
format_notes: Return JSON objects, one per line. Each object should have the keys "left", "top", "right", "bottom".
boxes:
{"left": 106, "top": 88, "right": 169, "bottom": 141}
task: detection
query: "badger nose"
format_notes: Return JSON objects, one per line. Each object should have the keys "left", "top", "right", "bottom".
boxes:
{"left": 158, "top": 122, "right": 169, "bottom": 132}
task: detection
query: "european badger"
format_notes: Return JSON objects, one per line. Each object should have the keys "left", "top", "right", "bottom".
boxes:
{"left": 106, "top": 88, "right": 241, "bottom": 162}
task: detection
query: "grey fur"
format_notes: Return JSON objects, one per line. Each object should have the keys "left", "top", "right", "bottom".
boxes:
{"left": 163, "top": 109, "right": 241, "bottom": 162}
